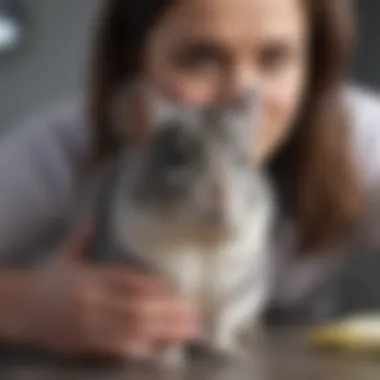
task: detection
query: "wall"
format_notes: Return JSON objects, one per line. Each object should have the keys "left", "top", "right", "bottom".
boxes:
{"left": 0, "top": 0, "right": 100, "bottom": 130}
{"left": 354, "top": 0, "right": 380, "bottom": 90}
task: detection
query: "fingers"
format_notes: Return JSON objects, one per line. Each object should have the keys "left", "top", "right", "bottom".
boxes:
{"left": 159, "top": 299, "right": 202, "bottom": 342}
{"left": 102, "top": 269, "right": 168, "bottom": 296}
{"left": 83, "top": 298, "right": 156, "bottom": 358}
{"left": 48, "top": 230, "right": 202, "bottom": 360}
{"left": 83, "top": 287, "right": 202, "bottom": 359}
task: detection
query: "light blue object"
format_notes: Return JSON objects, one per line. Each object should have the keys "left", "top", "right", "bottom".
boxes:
{"left": 0, "top": 1, "right": 24, "bottom": 55}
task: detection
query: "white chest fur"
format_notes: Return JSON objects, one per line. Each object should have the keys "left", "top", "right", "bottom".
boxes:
{"left": 110, "top": 184, "right": 274, "bottom": 352}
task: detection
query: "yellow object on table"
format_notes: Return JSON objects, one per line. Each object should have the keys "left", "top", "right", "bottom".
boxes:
{"left": 309, "top": 314, "right": 380, "bottom": 353}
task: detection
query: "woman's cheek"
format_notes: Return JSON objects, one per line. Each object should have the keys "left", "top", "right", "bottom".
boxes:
{"left": 153, "top": 71, "right": 218, "bottom": 105}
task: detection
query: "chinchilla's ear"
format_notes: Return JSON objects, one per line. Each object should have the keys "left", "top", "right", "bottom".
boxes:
{"left": 110, "top": 80, "right": 182, "bottom": 144}
{"left": 143, "top": 83, "right": 181, "bottom": 123}
{"left": 204, "top": 88, "right": 262, "bottom": 155}
{"left": 229, "top": 89, "right": 262, "bottom": 152}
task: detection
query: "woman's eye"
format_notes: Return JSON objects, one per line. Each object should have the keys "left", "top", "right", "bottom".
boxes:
{"left": 174, "top": 46, "right": 220, "bottom": 72}
{"left": 258, "top": 44, "right": 292, "bottom": 72}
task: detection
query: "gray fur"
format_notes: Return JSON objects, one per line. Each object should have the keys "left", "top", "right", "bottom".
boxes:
{"left": 89, "top": 81, "right": 275, "bottom": 365}
{"left": 110, "top": 83, "right": 265, "bottom": 231}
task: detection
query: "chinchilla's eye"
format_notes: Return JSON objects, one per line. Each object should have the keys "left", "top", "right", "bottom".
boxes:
{"left": 153, "top": 123, "right": 201, "bottom": 171}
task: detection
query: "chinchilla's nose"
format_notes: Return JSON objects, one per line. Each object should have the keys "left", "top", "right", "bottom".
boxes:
{"left": 152, "top": 122, "right": 201, "bottom": 174}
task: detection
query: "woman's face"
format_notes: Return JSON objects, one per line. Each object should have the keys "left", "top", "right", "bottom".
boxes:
{"left": 143, "top": 0, "right": 309, "bottom": 164}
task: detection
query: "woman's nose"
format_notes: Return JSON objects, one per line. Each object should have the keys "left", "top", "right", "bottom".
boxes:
{"left": 218, "top": 63, "right": 260, "bottom": 105}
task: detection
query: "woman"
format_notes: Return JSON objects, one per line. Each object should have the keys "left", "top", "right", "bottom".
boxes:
{"left": 0, "top": 0, "right": 379, "bottom": 359}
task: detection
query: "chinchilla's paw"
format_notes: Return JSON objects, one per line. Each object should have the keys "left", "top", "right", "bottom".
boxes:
{"left": 185, "top": 334, "right": 246, "bottom": 364}
{"left": 159, "top": 345, "right": 187, "bottom": 371}
{"left": 208, "top": 327, "right": 251, "bottom": 363}
{"left": 147, "top": 346, "right": 188, "bottom": 380}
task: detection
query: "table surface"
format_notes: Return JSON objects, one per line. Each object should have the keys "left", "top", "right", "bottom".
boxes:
{"left": 1, "top": 328, "right": 380, "bottom": 380}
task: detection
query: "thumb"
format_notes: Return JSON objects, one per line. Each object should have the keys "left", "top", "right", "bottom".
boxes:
{"left": 61, "top": 222, "right": 95, "bottom": 262}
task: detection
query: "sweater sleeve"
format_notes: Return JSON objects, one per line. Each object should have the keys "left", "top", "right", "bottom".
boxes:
{"left": 346, "top": 86, "right": 380, "bottom": 248}
{"left": 332, "top": 86, "right": 380, "bottom": 316}
{"left": 0, "top": 100, "right": 92, "bottom": 266}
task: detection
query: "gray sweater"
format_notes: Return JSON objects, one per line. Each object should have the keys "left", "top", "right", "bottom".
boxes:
{"left": 1, "top": 86, "right": 380, "bottom": 322}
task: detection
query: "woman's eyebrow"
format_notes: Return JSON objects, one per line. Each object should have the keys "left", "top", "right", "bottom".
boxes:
{"left": 173, "top": 35, "right": 226, "bottom": 49}
{"left": 172, "top": 38, "right": 228, "bottom": 59}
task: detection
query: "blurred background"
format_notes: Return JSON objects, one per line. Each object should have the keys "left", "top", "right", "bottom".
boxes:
{"left": 0, "top": 0, "right": 101, "bottom": 132}
{"left": 0, "top": 0, "right": 379, "bottom": 132}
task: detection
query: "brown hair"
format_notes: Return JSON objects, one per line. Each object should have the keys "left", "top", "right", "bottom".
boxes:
{"left": 88, "top": 0, "right": 364, "bottom": 253}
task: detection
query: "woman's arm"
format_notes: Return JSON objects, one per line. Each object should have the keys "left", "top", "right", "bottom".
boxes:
{"left": 0, "top": 99, "right": 92, "bottom": 266}
{"left": 0, "top": 270, "right": 34, "bottom": 343}
{"left": 0, "top": 100, "right": 90, "bottom": 342}
{"left": 0, "top": 102, "right": 200, "bottom": 355}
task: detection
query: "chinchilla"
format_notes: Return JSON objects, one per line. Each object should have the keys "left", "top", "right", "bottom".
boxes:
{"left": 89, "top": 80, "right": 276, "bottom": 367}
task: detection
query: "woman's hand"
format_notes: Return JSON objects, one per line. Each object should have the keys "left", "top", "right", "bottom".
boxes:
{"left": 22, "top": 226, "right": 201, "bottom": 359}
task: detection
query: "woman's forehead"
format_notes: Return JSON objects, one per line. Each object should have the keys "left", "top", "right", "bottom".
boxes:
{"left": 159, "top": 0, "right": 308, "bottom": 42}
